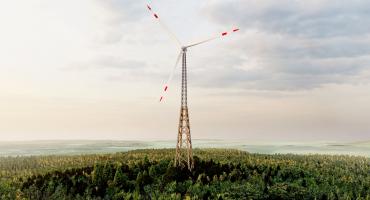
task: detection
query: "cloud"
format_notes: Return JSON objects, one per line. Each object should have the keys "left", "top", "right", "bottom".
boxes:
{"left": 192, "top": 0, "right": 370, "bottom": 91}
{"left": 64, "top": 56, "right": 147, "bottom": 71}
{"left": 190, "top": 43, "right": 370, "bottom": 90}
{"left": 205, "top": 0, "right": 370, "bottom": 38}
{"left": 62, "top": 0, "right": 148, "bottom": 45}
{"left": 57, "top": 0, "right": 370, "bottom": 91}
{"left": 100, "top": 0, "right": 147, "bottom": 22}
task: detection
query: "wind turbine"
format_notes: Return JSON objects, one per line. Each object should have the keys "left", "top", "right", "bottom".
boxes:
{"left": 147, "top": 4, "right": 239, "bottom": 170}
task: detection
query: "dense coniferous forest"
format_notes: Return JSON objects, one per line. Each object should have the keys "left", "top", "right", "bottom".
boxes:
{"left": 0, "top": 149, "right": 369, "bottom": 199}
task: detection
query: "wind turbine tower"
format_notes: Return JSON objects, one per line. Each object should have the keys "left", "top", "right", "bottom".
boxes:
{"left": 147, "top": 4, "right": 239, "bottom": 170}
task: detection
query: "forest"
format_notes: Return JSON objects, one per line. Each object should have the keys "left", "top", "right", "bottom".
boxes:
{"left": 0, "top": 148, "right": 369, "bottom": 199}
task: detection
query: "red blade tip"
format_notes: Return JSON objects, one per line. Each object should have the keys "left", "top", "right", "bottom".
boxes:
{"left": 233, "top": 28, "right": 239, "bottom": 32}
{"left": 164, "top": 86, "right": 168, "bottom": 91}
{"left": 222, "top": 32, "right": 228, "bottom": 36}
{"left": 159, "top": 96, "right": 163, "bottom": 102}
{"left": 147, "top": 5, "right": 152, "bottom": 10}
{"left": 154, "top": 14, "right": 159, "bottom": 18}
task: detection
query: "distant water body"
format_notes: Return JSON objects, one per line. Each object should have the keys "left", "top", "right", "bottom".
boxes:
{"left": 0, "top": 140, "right": 369, "bottom": 157}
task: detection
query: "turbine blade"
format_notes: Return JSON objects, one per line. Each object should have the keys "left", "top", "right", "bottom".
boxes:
{"left": 159, "top": 50, "right": 183, "bottom": 102}
{"left": 185, "top": 37, "right": 218, "bottom": 48}
{"left": 165, "top": 50, "right": 183, "bottom": 89}
{"left": 146, "top": 4, "right": 182, "bottom": 47}
{"left": 186, "top": 28, "right": 240, "bottom": 48}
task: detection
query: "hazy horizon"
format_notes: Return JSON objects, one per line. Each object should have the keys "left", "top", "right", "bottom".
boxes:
{"left": 1, "top": 139, "right": 369, "bottom": 157}
{"left": 0, "top": 138, "right": 369, "bottom": 144}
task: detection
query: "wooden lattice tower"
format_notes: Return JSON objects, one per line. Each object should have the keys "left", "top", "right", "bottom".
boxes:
{"left": 146, "top": 3, "right": 239, "bottom": 171}
{"left": 175, "top": 47, "right": 194, "bottom": 170}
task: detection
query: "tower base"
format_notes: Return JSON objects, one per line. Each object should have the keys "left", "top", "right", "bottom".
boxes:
{"left": 175, "top": 106, "right": 194, "bottom": 170}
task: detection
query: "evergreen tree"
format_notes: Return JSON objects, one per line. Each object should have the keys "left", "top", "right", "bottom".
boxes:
{"left": 103, "top": 161, "right": 115, "bottom": 182}
{"left": 113, "top": 166, "right": 129, "bottom": 188}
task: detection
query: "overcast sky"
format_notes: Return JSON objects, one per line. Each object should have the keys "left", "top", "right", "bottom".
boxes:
{"left": 0, "top": 0, "right": 369, "bottom": 142}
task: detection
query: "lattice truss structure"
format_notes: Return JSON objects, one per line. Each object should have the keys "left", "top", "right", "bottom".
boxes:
{"left": 146, "top": 4, "right": 239, "bottom": 170}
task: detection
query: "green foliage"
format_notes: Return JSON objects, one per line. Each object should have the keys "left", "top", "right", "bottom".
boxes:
{"left": 113, "top": 165, "right": 129, "bottom": 188}
{"left": 0, "top": 181, "right": 17, "bottom": 200}
{"left": 0, "top": 148, "right": 369, "bottom": 199}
